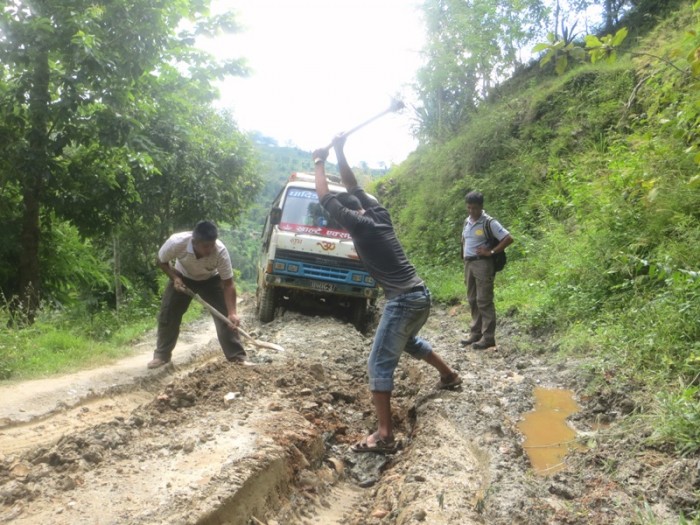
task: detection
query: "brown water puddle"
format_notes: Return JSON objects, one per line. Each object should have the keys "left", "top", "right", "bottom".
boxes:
{"left": 518, "top": 387, "right": 581, "bottom": 475}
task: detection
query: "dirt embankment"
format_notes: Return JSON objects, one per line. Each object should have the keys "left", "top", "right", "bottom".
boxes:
{"left": 0, "top": 297, "right": 697, "bottom": 524}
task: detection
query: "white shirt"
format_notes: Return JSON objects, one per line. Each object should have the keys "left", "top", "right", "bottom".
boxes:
{"left": 158, "top": 232, "right": 233, "bottom": 281}
{"left": 462, "top": 212, "right": 509, "bottom": 258}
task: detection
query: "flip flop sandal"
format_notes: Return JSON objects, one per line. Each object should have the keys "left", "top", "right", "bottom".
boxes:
{"left": 437, "top": 372, "right": 463, "bottom": 390}
{"left": 351, "top": 433, "right": 399, "bottom": 454}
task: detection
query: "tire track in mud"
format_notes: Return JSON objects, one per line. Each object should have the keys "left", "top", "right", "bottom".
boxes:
{"left": 0, "top": 298, "right": 696, "bottom": 524}
{"left": 0, "top": 319, "right": 221, "bottom": 458}
{"left": 0, "top": 302, "right": 379, "bottom": 524}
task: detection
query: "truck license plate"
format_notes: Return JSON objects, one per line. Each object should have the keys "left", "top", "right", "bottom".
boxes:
{"left": 311, "top": 281, "right": 336, "bottom": 292}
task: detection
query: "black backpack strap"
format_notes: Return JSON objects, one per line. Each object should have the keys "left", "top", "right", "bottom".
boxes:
{"left": 484, "top": 218, "right": 493, "bottom": 243}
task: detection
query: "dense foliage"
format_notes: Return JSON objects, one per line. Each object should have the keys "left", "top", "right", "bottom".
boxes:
{"left": 381, "top": 2, "right": 700, "bottom": 455}
{"left": 0, "top": 0, "right": 257, "bottom": 322}
{"left": 414, "top": 0, "right": 689, "bottom": 142}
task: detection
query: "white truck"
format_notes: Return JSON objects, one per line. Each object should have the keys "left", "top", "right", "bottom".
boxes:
{"left": 256, "top": 172, "right": 378, "bottom": 332}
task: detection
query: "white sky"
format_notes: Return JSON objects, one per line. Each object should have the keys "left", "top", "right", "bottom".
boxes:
{"left": 205, "top": 0, "right": 426, "bottom": 167}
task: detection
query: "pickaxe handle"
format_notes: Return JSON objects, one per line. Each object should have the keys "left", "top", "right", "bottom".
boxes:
{"left": 323, "top": 98, "right": 405, "bottom": 151}
{"left": 181, "top": 286, "right": 285, "bottom": 353}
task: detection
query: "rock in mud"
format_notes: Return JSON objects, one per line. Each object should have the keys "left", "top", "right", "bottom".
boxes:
{"left": 0, "top": 481, "right": 28, "bottom": 504}
{"left": 548, "top": 481, "right": 576, "bottom": 500}
{"left": 55, "top": 475, "right": 78, "bottom": 492}
{"left": 9, "top": 462, "right": 30, "bottom": 480}
{"left": 413, "top": 508, "right": 428, "bottom": 521}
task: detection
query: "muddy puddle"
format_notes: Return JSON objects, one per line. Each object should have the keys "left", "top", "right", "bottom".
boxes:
{"left": 518, "top": 387, "right": 581, "bottom": 475}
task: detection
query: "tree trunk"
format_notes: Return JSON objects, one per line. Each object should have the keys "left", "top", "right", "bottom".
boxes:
{"left": 113, "top": 231, "right": 122, "bottom": 313}
{"left": 604, "top": 0, "right": 614, "bottom": 33}
{"left": 17, "top": 46, "right": 50, "bottom": 324}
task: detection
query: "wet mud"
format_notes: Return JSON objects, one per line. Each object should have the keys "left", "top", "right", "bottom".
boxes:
{"left": 0, "top": 297, "right": 697, "bottom": 524}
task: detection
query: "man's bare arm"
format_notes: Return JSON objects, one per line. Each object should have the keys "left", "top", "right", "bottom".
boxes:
{"left": 312, "top": 148, "right": 330, "bottom": 199}
{"left": 158, "top": 260, "right": 185, "bottom": 292}
{"left": 475, "top": 234, "right": 514, "bottom": 257}
{"left": 333, "top": 135, "right": 358, "bottom": 190}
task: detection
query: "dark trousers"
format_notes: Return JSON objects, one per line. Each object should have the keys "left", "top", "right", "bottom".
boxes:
{"left": 464, "top": 258, "right": 497, "bottom": 344}
{"left": 155, "top": 276, "right": 245, "bottom": 361}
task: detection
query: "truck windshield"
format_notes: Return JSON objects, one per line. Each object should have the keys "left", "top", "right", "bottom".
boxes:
{"left": 281, "top": 188, "right": 345, "bottom": 230}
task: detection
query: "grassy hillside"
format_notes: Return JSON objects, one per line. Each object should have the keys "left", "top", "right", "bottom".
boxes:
{"left": 377, "top": 5, "right": 700, "bottom": 453}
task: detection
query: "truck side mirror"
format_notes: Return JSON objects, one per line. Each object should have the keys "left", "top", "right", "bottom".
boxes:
{"left": 270, "top": 207, "right": 282, "bottom": 226}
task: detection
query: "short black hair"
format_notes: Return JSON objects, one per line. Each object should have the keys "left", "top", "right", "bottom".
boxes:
{"left": 465, "top": 191, "right": 484, "bottom": 205}
{"left": 336, "top": 192, "right": 362, "bottom": 211}
{"left": 193, "top": 220, "right": 218, "bottom": 242}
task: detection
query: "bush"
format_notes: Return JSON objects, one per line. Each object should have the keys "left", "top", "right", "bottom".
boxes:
{"left": 654, "top": 385, "right": 700, "bottom": 455}
{"left": 381, "top": 7, "right": 700, "bottom": 453}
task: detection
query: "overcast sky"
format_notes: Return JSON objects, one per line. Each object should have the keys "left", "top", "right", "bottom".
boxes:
{"left": 205, "top": 0, "right": 425, "bottom": 167}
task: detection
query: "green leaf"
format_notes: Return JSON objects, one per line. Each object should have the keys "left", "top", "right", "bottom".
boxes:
{"left": 691, "top": 58, "right": 700, "bottom": 77}
{"left": 555, "top": 55, "right": 568, "bottom": 75}
{"left": 532, "top": 43, "right": 550, "bottom": 53}
{"left": 585, "top": 35, "right": 603, "bottom": 48}
{"left": 571, "top": 47, "right": 586, "bottom": 61}
{"left": 71, "top": 30, "right": 86, "bottom": 44}
{"left": 612, "top": 27, "right": 629, "bottom": 47}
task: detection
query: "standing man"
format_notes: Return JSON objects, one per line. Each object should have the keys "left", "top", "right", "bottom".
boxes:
{"left": 313, "top": 136, "right": 462, "bottom": 454}
{"left": 147, "top": 220, "right": 248, "bottom": 369}
{"left": 461, "top": 191, "right": 513, "bottom": 350}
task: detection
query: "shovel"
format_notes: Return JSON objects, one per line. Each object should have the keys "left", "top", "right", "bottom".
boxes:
{"left": 181, "top": 286, "right": 285, "bottom": 353}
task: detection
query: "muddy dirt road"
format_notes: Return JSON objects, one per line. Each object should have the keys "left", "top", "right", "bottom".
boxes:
{"left": 0, "top": 296, "right": 696, "bottom": 524}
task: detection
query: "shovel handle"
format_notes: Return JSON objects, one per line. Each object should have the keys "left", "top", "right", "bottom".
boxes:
{"left": 180, "top": 286, "right": 284, "bottom": 352}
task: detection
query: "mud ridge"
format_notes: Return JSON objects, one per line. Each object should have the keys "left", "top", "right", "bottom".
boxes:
{"left": 0, "top": 298, "right": 697, "bottom": 524}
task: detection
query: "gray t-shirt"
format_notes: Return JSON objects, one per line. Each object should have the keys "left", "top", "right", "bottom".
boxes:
{"left": 462, "top": 212, "right": 509, "bottom": 258}
{"left": 320, "top": 187, "right": 422, "bottom": 299}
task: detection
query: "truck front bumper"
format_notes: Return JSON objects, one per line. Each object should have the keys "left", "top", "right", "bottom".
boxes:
{"left": 264, "top": 273, "right": 379, "bottom": 300}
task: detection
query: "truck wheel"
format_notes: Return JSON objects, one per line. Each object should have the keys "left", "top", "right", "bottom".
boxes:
{"left": 351, "top": 298, "right": 369, "bottom": 333}
{"left": 257, "top": 285, "right": 276, "bottom": 323}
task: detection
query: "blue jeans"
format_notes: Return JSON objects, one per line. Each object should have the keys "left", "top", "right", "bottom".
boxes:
{"left": 368, "top": 288, "right": 432, "bottom": 392}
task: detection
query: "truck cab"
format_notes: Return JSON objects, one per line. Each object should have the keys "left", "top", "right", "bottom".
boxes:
{"left": 256, "top": 172, "right": 378, "bottom": 332}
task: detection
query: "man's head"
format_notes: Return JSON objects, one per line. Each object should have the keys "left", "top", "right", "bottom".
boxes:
{"left": 465, "top": 191, "right": 484, "bottom": 220}
{"left": 337, "top": 192, "right": 363, "bottom": 212}
{"left": 192, "top": 220, "right": 218, "bottom": 257}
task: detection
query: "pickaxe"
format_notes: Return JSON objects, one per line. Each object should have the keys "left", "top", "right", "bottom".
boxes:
{"left": 323, "top": 97, "right": 405, "bottom": 151}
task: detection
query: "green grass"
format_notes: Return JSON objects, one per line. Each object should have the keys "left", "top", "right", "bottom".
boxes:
{"left": 653, "top": 385, "right": 700, "bottom": 456}
{"left": 399, "top": 22, "right": 700, "bottom": 451}
{"left": 6, "top": 327, "right": 121, "bottom": 377}
{"left": 416, "top": 260, "right": 465, "bottom": 304}
{"left": 0, "top": 294, "right": 204, "bottom": 381}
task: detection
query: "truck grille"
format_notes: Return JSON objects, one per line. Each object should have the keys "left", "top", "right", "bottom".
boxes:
{"left": 275, "top": 249, "right": 367, "bottom": 272}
